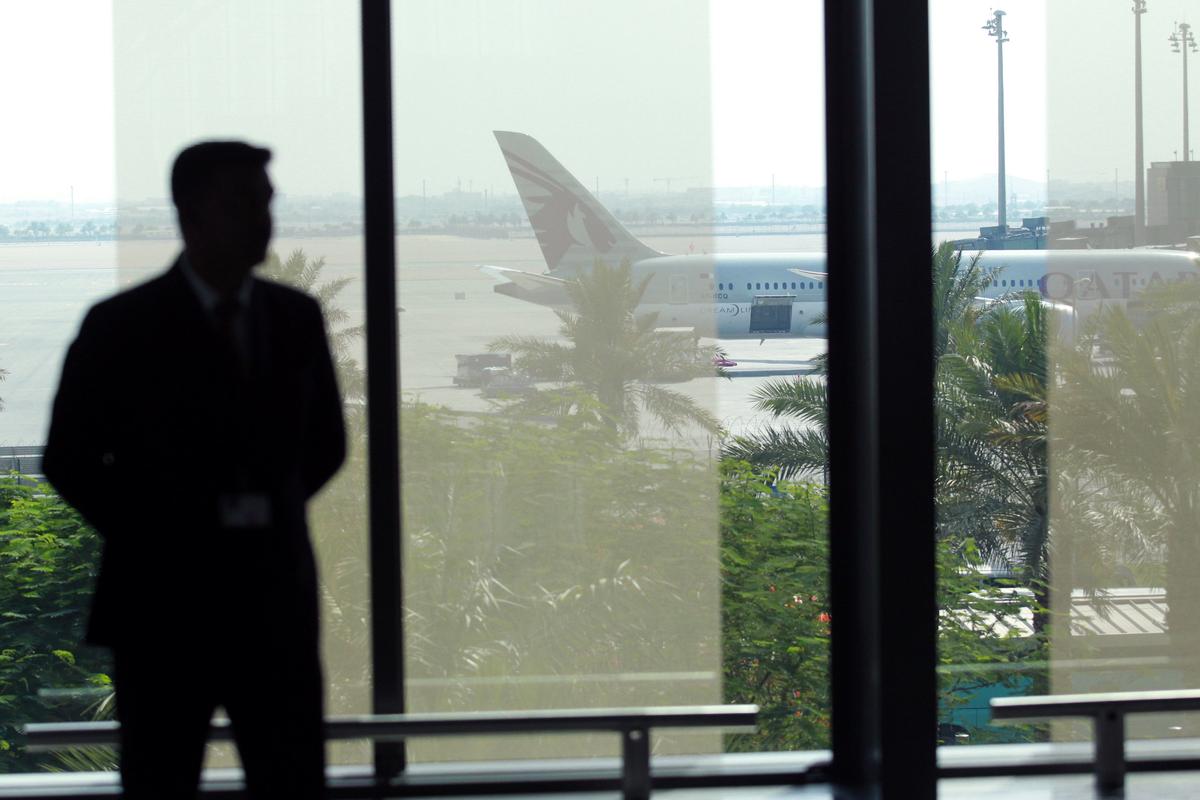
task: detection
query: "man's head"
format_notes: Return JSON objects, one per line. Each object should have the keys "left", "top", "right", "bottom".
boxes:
{"left": 171, "top": 141, "right": 274, "bottom": 291}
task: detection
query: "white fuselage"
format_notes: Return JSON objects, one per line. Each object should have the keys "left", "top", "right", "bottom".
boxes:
{"left": 616, "top": 249, "right": 1200, "bottom": 339}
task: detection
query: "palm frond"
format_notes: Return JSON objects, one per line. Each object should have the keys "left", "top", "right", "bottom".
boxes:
{"left": 750, "top": 378, "right": 828, "bottom": 425}
{"left": 723, "top": 427, "right": 828, "bottom": 481}
{"left": 632, "top": 382, "right": 721, "bottom": 435}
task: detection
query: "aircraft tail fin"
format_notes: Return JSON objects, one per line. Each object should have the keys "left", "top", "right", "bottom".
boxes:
{"left": 494, "top": 131, "right": 662, "bottom": 275}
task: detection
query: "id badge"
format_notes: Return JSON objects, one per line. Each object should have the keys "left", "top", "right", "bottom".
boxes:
{"left": 218, "top": 493, "right": 273, "bottom": 529}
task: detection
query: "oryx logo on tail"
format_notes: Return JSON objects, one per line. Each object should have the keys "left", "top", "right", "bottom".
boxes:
{"left": 495, "top": 131, "right": 661, "bottom": 275}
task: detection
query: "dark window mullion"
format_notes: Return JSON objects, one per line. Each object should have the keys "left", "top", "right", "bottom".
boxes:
{"left": 824, "top": 0, "right": 883, "bottom": 789}
{"left": 873, "top": 1, "right": 937, "bottom": 797}
{"left": 361, "top": 0, "right": 406, "bottom": 782}
{"left": 825, "top": 1, "right": 937, "bottom": 797}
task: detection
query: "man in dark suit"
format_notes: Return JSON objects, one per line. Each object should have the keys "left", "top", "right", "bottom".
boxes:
{"left": 44, "top": 141, "right": 345, "bottom": 799}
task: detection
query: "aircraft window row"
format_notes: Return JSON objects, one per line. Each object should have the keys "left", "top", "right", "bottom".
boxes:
{"left": 990, "top": 277, "right": 1158, "bottom": 289}
{"left": 724, "top": 281, "right": 823, "bottom": 291}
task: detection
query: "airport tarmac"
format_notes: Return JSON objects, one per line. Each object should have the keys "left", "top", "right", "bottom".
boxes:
{"left": 391, "top": 256, "right": 825, "bottom": 450}
{"left": 0, "top": 233, "right": 841, "bottom": 450}
{"left": 4, "top": 224, "right": 985, "bottom": 449}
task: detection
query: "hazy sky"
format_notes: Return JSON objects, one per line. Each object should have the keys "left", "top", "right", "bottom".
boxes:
{"left": 2, "top": 1, "right": 1197, "bottom": 203}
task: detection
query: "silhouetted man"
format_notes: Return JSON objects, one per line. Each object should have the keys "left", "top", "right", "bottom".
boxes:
{"left": 44, "top": 141, "right": 345, "bottom": 799}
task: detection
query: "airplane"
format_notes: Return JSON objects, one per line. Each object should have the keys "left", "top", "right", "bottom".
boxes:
{"left": 486, "top": 130, "right": 1200, "bottom": 339}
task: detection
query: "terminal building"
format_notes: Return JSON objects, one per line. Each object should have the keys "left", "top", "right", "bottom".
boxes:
{"left": 954, "top": 163, "right": 1200, "bottom": 252}
{"left": 1147, "top": 160, "right": 1200, "bottom": 245}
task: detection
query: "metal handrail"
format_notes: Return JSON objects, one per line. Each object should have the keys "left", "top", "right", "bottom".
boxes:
{"left": 991, "top": 689, "right": 1200, "bottom": 793}
{"left": 24, "top": 704, "right": 758, "bottom": 800}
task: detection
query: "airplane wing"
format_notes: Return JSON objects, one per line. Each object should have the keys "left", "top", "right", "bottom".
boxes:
{"left": 480, "top": 265, "right": 569, "bottom": 290}
{"left": 788, "top": 268, "right": 828, "bottom": 280}
{"left": 479, "top": 265, "right": 572, "bottom": 307}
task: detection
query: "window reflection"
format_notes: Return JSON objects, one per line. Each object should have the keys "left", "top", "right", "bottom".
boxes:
{"left": 393, "top": 0, "right": 831, "bottom": 761}
{"left": 931, "top": 0, "right": 1200, "bottom": 746}
{"left": 394, "top": 1, "right": 723, "bottom": 762}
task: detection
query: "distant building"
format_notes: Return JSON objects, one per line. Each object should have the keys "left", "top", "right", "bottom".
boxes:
{"left": 1147, "top": 161, "right": 1200, "bottom": 244}
{"left": 952, "top": 216, "right": 1048, "bottom": 250}
{"left": 1042, "top": 216, "right": 1143, "bottom": 249}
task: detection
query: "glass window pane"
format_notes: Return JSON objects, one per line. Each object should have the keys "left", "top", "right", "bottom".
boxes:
{"left": 1044, "top": 0, "right": 1200, "bottom": 744}
{"left": 930, "top": 0, "right": 1053, "bottom": 746}
{"left": 0, "top": 1, "right": 369, "bottom": 774}
{"left": 111, "top": 2, "right": 368, "bottom": 768}
{"left": 932, "top": 0, "right": 1200, "bottom": 747}
{"left": 394, "top": 0, "right": 828, "bottom": 762}
{"left": 0, "top": 1, "right": 119, "bottom": 772}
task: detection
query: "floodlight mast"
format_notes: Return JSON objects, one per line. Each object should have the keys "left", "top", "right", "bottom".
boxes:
{"left": 1134, "top": 0, "right": 1147, "bottom": 245}
{"left": 1170, "top": 21, "right": 1198, "bottom": 162}
{"left": 984, "top": 10, "right": 1010, "bottom": 230}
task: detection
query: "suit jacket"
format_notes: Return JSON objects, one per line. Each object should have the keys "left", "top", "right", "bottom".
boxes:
{"left": 44, "top": 258, "right": 346, "bottom": 649}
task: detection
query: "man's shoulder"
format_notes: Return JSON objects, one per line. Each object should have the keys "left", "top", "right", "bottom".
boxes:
{"left": 83, "top": 269, "right": 182, "bottom": 327}
{"left": 253, "top": 277, "right": 322, "bottom": 316}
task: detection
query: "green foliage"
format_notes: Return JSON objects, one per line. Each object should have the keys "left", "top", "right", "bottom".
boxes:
{"left": 718, "top": 462, "right": 830, "bottom": 751}
{"left": 0, "top": 240, "right": 1075, "bottom": 770}
{"left": 1054, "top": 298, "right": 1200, "bottom": 683}
{"left": 720, "top": 243, "right": 1055, "bottom": 744}
{"left": 400, "top": 402, "right": 718, "bottom": 708}
{"left": 305, "top": 428, "right": 371, "bottom": 736}
{"left": 936, "top": 537, "right": 1048, "bottom": 743}
{"left": 722, "top": 378, "right": 828, "bottom": 481}
{"left": 716, "top": 462, "right": 1047, "bottom": 751}
{"left": 937, "top": 293, "right": 1050, "bottom": 607}
{"left": 0, "top": 477, "right": 110, "bottom": 772}
{"left": 932, "top": 244, "right": 995, "bottom": 362}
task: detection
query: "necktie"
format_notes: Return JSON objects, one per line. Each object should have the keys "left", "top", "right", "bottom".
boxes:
{"left": 213, "top": 299, "right": 247, "bottom": 372}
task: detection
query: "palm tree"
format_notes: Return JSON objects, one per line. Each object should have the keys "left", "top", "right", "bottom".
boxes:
{"left": 936, "top": 294, "right": 1050, "bottom": 618}
{"left": 724, "top": 242, "right": 996, "bottom": 482}
{"left": 259, "top": 248, "right": 364, "bottom": 403}
{"left": 1055, "top": 303, "right": 1200, "bottom": 680}
{"left": 725, "top": 245, "right": 1062, "bottom": 607}
{"left": 722, "top": 378, "right": 828, "bottom": 481}
{"left": 932, "top": 244, "right": 995, "bottom": 361}
{"left": 257, "top": 248, "right": 369, "bottom": 719}
{"left": 489, "top": 259, "right": 720, "bottom": 439}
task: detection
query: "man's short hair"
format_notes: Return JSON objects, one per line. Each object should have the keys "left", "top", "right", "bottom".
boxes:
{"left": 171, "top": 141, "right": 272, "bottom": 216}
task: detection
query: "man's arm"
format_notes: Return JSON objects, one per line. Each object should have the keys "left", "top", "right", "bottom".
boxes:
{"left": 302, "top": 298, "right": 346, "bottom": 499}
{"left": 43, "top": 307, "right": 120, "bottom": 535}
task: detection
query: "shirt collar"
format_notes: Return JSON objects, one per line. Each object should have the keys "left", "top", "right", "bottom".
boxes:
{"left": 178, "top": 251, "right": 254, "bottom": 313}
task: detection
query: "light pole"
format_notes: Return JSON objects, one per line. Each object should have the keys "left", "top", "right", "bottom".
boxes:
{"left": 984, "top": 10, "right": 1009, "bottom": 231}
{"left": 1134, "top": 0, "right": 1147, "bottom": 244}
{"left": 1170, "top": 21, "right": 1197, "bottom": 162}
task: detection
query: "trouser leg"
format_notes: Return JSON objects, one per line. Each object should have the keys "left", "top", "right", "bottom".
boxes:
{"left": 113, "top": 646, "right": 216, "bottom": 800}
{"left": 224, "top": 644, "right": 326, "bottom": 800}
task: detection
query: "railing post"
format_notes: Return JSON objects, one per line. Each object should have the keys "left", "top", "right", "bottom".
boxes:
{"left": 621, "top": 727, "right": 650, "bottom": 800}
{"left": 1094, "top": 709, "right": 1126, "bottom": 793}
